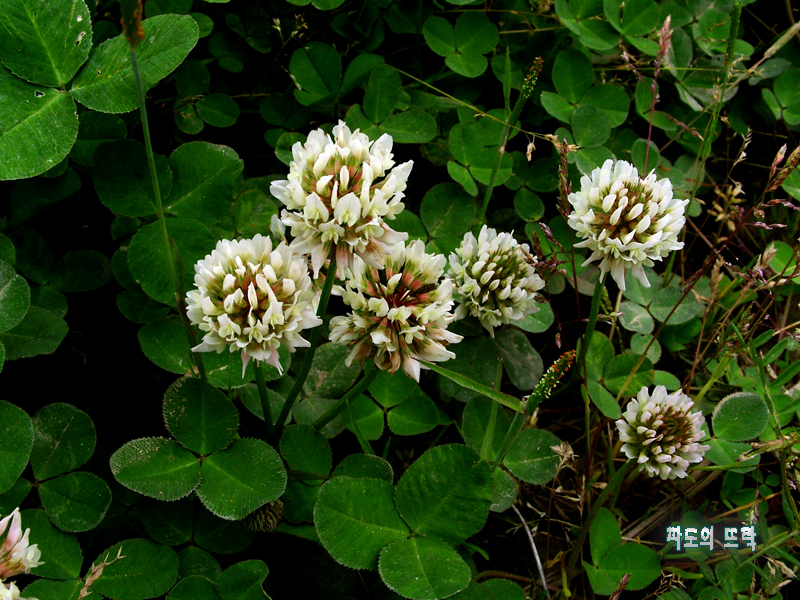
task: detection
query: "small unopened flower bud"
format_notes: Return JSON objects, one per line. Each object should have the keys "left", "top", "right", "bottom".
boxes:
{"left": 0, "top": 508, "right": 43, "bottom": 580}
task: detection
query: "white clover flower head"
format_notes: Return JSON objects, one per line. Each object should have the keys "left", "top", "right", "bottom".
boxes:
{"left": 616, "top": 386, "right": 710, "bottom": 480}
{"left": 269, "top": 121, "right": 412, "bottom": 279}
{"left": 567, "top": 159, "right": 689, "bottom": 291}
{"left": 0, "top": 508, "right": 43, "bottom": 580}
{"left": 448, "top": 225, "right": 546, "bottom": 336}
{"left": 185, "top": 234, "right": 322, "bottom": 376}
{"left": 329, "top": 240, "right": 463, "bottom": 382}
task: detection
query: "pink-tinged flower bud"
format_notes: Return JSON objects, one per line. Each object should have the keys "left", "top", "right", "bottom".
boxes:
{"left": 329, "top": 240, "right": 462, "bottom": 382}
{"left": 0, "top": 508, "right": 43, "bottom": 580}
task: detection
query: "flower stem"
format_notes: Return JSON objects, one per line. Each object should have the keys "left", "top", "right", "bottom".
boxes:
{"left": 490, "top": 410, "right": 526, "bottom": 472}
{"left": 255, "top": 360, "right": 275, "bottom": 439}
{"left": 128, "top": 49, "right": 206, "bottom": 381}
{"left": 313, "top": 361, "right": 378, "bottom": 431}
{"left": 578, "top": 277, "right": 604, "bottom": 381}
{"left": 274, "top": 251, "right": 338, "bottom": 431}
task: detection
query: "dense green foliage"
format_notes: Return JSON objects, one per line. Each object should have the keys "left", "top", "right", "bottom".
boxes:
{"left": 1, "top": 0, "right": 800, "bottom": 598}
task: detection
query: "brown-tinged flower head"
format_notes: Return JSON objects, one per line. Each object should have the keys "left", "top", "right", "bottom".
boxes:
{"left": 269, "top": 121, "right": 412, "bottom": 279}
{"left": 448, "top": 225, "right": 546, "bottom": 336}
{"left": 329, "top": 240, "right": 463, "bottom": 382}
{"left": 616, "top": 386, "right": 710, "bottom": 480}
{"left": 185, "top": 234, "right": 321, "bottom": 376}
{"left": 0, "top": 508, "right": 42, "bottom": 580}
{"left": 567, "top": 159, "right": 689, "bottom": 291}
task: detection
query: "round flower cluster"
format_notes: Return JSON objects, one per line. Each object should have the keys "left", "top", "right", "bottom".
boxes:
{"left": 616, "top": 386, "right": 710, "bottom": 480}
{"left": 448, "top": 226, "right": 545, "bottom": 336}
{"left": 185, "top": 234, "right": 321, "bottom": 376}
{"left": 270, "top": 121, "right": 412, "bottom": 279}
{"left": 0, "top": 508, "right": 42, "bottom": 585}
{"left": 567, "top": 159, "right": 689, "bottom": 291}
{"left": 329, "top": 240, "right": 462, "bottom": 382}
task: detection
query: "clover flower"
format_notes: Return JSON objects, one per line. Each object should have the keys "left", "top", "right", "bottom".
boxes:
{"left": 186, "top": 234, "right": 321, "bottom": 376}
{"left": 448, "top": 226, "right": 545, "bottom": 336}
{"left": 0, "top": 508, "right": 42, "bottom": 580}
{"left": 329, "top": 240, "right": 462, "bottom": 382}
{"left": 616, "top": 386, "right": 710, "bottom": 480}
{"left": 567, "top": 159, "right": 689, "bottom": 291}
{"left": 270, "top": 121, "right": 412, "bottom": 279}
{"left": 0, "top": 581, "right": 26, "bottom": 600}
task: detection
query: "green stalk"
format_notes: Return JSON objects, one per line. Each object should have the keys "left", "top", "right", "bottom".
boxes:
{"left": 563, "top": 460, "right": 635, "bottom": 589}
{"left": 255, "top": 361, "right": 275, "bottom": 439}
{"left": 129, "top": 49, "right": 206, "bottom": 381}
{"left": 313, "top": 361, "right": 378, "bottom": 430}
{"left": 578, "top": 278, "right": 604, "bottom": 380}
{"left": 274, "top": 251, "right": 337, "bottom": 430}
{"left": 490, "top": 410, "right": 526, "bottom": 472}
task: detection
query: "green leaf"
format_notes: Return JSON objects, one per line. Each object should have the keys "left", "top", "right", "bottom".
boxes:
{"left": 197, "top": 438, "right": 287, "bottom": 520}
{"left": 631, "top": 333, "right": 661, "bottom": 365}
{"left": 39, "top": 471, "right": 111, "bottom": 532}
{"left": 0, "top": 305, "right": 68, "bottom": 360}
{"left": 552, "top": 50, "right": 593, "bottom": 103}
{"left": 304, "top": 342, "right": 362, "bottom": 399}
{"left": 0, "top": 0, "right": 92, "bottom": 87}
{"left": 0, "top": 66, "right": 78, "bottom": 181}
{"left": 445, "top": 52, "right": 488, "bottom": 78}
{"left": 491, "top": 328, "right": 543, "bottom": 391}
{"left": 454, "top": 11, "right": 498, "bottom": 55}
{"left": 31, "top": 403, "right": 96, "bottom": 480}
{"left": 603, "top": 354, "right": 654, "bottom": 396}
{"left": 618, "top": 300, "right": 654, "bottom": 333}
{"left": 138, "top": 316, "right": 193, "bottom": 374}
{"left": 462, "top": 396, "right": 511, "bottom": 463}
{"left": 369, "top": 369, "right": 417, "bottom": 408}
{"left": 0, "top": 259, "right": 30, "bottom": 333}
{"left": 712, "top": 392, "right": 769, "bottom": 442}
{"left": 341, "top": 53, "right": 385, "bottom": 96}
{"left": 314, "top": 476, "right": 409, "bottom": 570}
{"left": 110, "top": 437, "right": 201, "bottom": 501}
{"left": 289, "top": 42, "right": 342, "bottom": 106}
{"left": 196, "top": 93, "right": 239, "bottom": 128}
{"left": 422, "top": 16, "right": 455, "bottom": 57}
{"left": 513, "top": 188, "right": 545, "bottom": 222}
{"left": 424, "top": 356, "right": 521, "bottom": 411}
{"left": 0, "top": 476, "right": 28, "bottom": 515}
{"left": 331, "top": 454, "right": 394, "bottom": 482}
{"left": 282, "top": 480, "right": 318, "bottom": 523}
{"left": 576, "top": 20, "right": 621, "bottom": 50}
{"left": 163, "top": 378, "right": 239, "bottom": 455}
{"left": 587, "top": 380, "right": 621, "bottom": 419}
{"left": 22, "top": 509, "right": 81, "bottom": 579}
{"left": 516, "top": 302, "right": 555, "bottom": 334}
{"left": 621, "top": 0, "right": 660, "bottom": 36}
{"left": 597, "top": 543, "right": 661, "bottom": 590}
{"left": 71, "top": 15, "right": 199, "bottom": 113}
{"left": 167, "top": 575, "right": 221, "bottom": 600}
{"left": 469, "top": 148, "right": 513, "bottom": 185}
{"left": 194, "top": 508, "right": 255, "bottom": 554}
{"left": 387, "top": 394, "right": 439, "bottom": 436}
{"left": 0, "top": 401, "right": 32, "bottom": 495}
{"left": 580, "top": 84, "right": 630, "bottom": 127}
{"left": 379, "top": 109, "right": 437, "bottom": 143}
{"left": 481, "top": 579, "right": 526, "bottom": 600}
{"left": 420, "top": 182, "right": 474, "bottom": 238}
{"left": 704, "top": 439, "right": 759, "bottom": 473}
{"left": 590, "top": 508, "right": 621, "bottom": 566}
{"left": 165, "top": 142, "right": 243, "bottom": 221}
{"left": 572, "top": 104, "right": 611, "bottom": 147}
{"left": 22, "top": 579, "right": 81, "bottom": 600}
{"left": 50, "top": 250, "right": 112, "bottom": 293}
{"left": 649, "top": 286, "right": 704, "bottom": 324}
{"left": 280, "top": 424, "right": 332, "bottom": 476}
{"left": 178, "top": 546, "right": 222, "bottom": 581}
{"left": 235, "top": 188, "right": 278, "bottom": 239}
{"left": 127, "top": 218, "right": 216, "bottom": 306}
{"left": 504, "top": 428, "right": 562, "bottom": 484}
{"left": 117, "top": 290, "right": 171, "bottom": 324}
{"left": 379, "top": 537, "right": 470, "bottom": 600}
{"left": 490, "top": 468, "right": 517, "bottom": 513}
{"left": 344, "top": 394, "right": 385, "bottom": 441}
{"left": 137, "top": 497, "right": 193, "bottom": 546}
{"left": 583, "top": 332, "right": 614, "bottom": 381}
{"left": 70, "top": 111, "right": 128, "bottom": 167}
{"left": 540, "top": 91, "right": 576, "bottom": 123}
{"left": 395, "top": 444, "right": 493, "bottom": 543}
{"left": 217, "top": 560, "right": 269, "bottom": 600}
{"left": 93, "top": 139, "right": 171, "bottom": 217}
{"left": 364, "top": 64, "right": 401, "bottom": 124}
{"left": 91, "top": 539, "right": 179, "bottom": 600}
